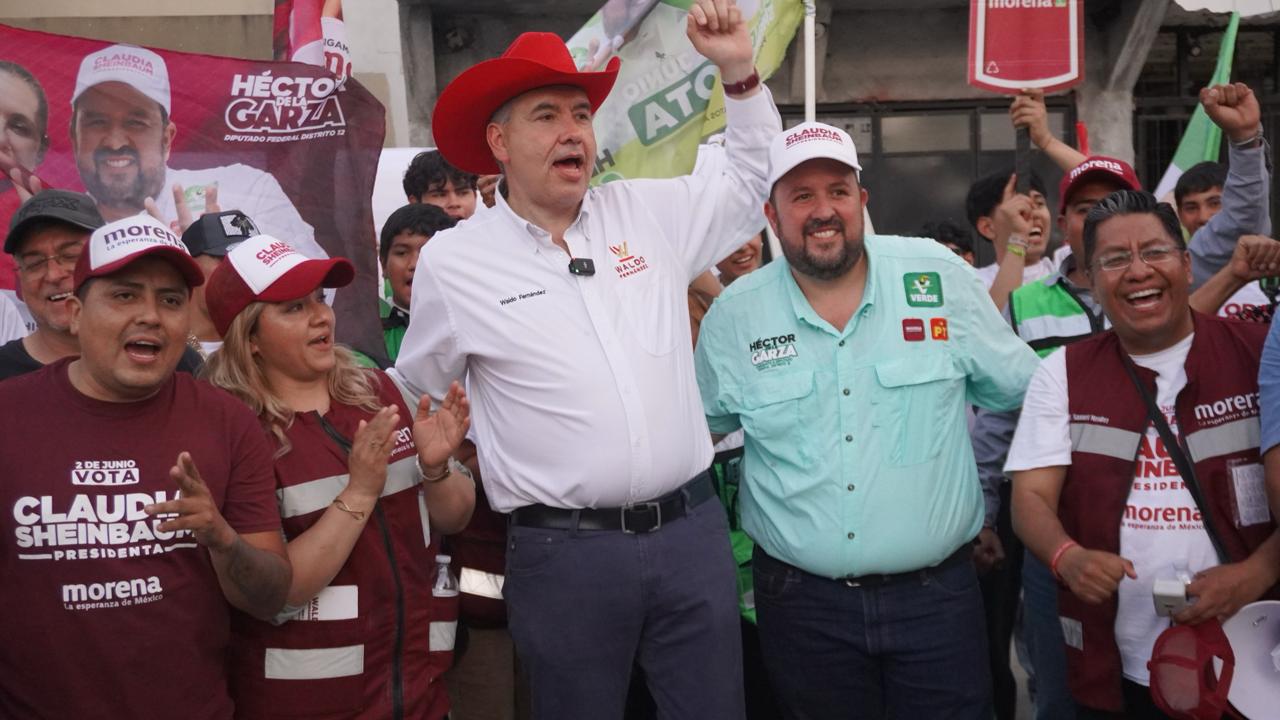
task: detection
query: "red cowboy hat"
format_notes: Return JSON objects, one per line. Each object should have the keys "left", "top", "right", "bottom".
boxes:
{"left": 432, "top": 32, "right": 621, "bottom": 175}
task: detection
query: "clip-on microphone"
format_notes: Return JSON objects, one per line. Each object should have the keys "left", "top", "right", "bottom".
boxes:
{"left": 568, "top": 258, "right": 596, "bottom": 276}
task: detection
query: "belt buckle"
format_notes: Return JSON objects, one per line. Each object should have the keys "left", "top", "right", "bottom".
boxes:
{"left": 621, "top": 502, "right": 662, "bottom": 534}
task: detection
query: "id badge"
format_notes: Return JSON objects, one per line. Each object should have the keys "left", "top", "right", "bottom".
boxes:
{"left": 1228, "top": 461, "right": 1270, "bottom": 527}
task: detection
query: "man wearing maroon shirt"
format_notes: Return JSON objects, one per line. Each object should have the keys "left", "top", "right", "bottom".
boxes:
{"left": 0, "top": 213, "right": 291, "bottom": 719}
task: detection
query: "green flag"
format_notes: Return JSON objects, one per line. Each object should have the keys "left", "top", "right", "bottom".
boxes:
{"left": 566, "top": 0, "right": 805, "bottom": 184}
{"left": 1153, "top": 11, "right": 1240, "bottom": 200}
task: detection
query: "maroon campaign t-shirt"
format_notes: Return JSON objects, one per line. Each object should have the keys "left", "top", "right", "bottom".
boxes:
{"left": 0, "top": 358, "right": 280, "bottom": 720}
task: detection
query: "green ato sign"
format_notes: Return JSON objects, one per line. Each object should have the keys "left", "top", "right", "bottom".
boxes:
{"left": 627, "top": 61, "right": 719, "bottom": 146}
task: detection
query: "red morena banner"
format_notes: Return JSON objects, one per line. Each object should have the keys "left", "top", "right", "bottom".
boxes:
{"left": 967, "top": 0, "right": 1085, "bottom": 95}
{"left": 0, "top": 22, "right": 386, "bottom": 359}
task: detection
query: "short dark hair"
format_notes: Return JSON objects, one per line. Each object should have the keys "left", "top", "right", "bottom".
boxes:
{"left": 0, "top": 61, "right": 49, "bottom": 158}
{"left": 402, "top": 150, "right": 478, "bottom": 199}
{"left": 964, "top": 168, "right": 1049, "bottom": 238}
{"left": 917, "top": 220, "right": 973, "bottom": 255}
{"left": 1173, "top": 161, "right": 1227, "bottom": 206}
{"left": 380, "top": 203, "right": 456, "bottom": 264}
{"left": 1082, "top": 190, "right": 1184, "bottom": 267}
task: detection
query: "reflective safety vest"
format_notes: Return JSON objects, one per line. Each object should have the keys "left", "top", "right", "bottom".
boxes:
{"left": 1008, "top": 275, "right": 1107, "bottom": 357}
{"left": 1057, "top": 315, "right": 1277, "bottom": 711}
{"left": 229, "top": 372, "right": 457, "bottom": 720}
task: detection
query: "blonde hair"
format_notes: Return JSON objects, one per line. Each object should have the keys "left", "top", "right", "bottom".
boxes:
{"left": 201, "top": 300, "right": 382, "bottom": 456}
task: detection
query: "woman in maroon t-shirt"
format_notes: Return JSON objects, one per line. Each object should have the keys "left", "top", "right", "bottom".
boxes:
{"left": 201, "top": 237, "right": 476, "bottom": 719}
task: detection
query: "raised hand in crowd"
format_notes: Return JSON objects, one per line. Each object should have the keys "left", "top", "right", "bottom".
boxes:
{"left": 146, "top": 183, "right": 222, "bottom": 234}
{"left": 1054, "top": 545, "right": 1138, "bottom": 605}
{"left": 3, "top": 156, "right": 44, "bottom": 202}
{"left": 347, "top": 405, "right": 402, "bottom": 501}
{"left": 1009, "top": 87, "right": 1086, "bottom": 172}
{"left": 1201, "top": 82, "right": 1262, "bottom": 143}
{"left": 686, "top": 0, "right": 756, "bottom": 87}
{"left": 476, "top": 173, "right": 500, "bottom": 209}
{"left": 1228, "top": 234, "right": 1280, "bottom": 281}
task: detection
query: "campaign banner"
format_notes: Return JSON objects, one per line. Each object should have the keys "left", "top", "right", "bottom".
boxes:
{"left": 567, "top": 0, "right": 804, "bottom": 183}
{"left": 0, "top": 23, "right": 387, "bottom": 359}
{"left": 968, "top": 0, "right": 1084, "bottom": 94}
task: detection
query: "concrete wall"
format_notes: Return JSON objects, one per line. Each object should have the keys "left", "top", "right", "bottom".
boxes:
{"left": 346, "top": 0, "right": 413, "bottom": 146}
{"left": 0, "top": 1, "right": 273, "bottom": 59}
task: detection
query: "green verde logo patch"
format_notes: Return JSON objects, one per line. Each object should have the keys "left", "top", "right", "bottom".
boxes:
{"left": 627, "top": 61, "right": 718, "bottom": 146}
{"left": 904, "top": 272, "right": 943, "bottom": 307}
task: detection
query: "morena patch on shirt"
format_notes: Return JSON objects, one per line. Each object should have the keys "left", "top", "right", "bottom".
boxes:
{"left": 904, "top": 272, "right": 944, "bottom": 307}
{"left": 749, "top": 333, "right": 799, "bottom": 369}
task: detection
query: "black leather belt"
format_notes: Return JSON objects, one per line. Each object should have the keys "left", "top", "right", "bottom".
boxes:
{"left": 838, "top": 545, "right": 971, "bottom": 588}
{"left": 509, "top": 471, "right": 715, "bottom": 534}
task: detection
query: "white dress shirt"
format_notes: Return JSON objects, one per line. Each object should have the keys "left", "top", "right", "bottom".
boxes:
{"left": 392, "top": 89, "right": 781, "bottom": 512}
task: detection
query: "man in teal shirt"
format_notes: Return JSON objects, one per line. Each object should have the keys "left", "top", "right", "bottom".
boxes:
{"left": 694, "top": 122, "right": 1038, "bottom": 718}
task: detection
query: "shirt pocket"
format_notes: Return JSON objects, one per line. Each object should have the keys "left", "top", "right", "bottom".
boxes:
{"left": 872, "top": 355, "right": 965, "bottom": 467}
{"left": 741, "top": 371, "right": 817, "bottom": 469}
{"left": 619, "top": 264, "right": 678, "bottom": 356}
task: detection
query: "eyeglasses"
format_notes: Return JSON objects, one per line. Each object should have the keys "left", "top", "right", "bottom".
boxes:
{"left": 1091, "top": 244, "right": 1182, "bottom": 273}
{"left": 17, "top": 250, "right": 81, "bottom": 277}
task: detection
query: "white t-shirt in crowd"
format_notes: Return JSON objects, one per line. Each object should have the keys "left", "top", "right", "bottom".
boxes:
{"left": 1005, "top": 333, "right": 1219, "bottom": 685}
{"left": 1217, "top": 280, "right": 1270, "bottom": 321}
{"left": 973, "top": 255, "right": 1057, "bottom": 290}
{"left": 0, "top": 293, "right": 26, "bottom": 344}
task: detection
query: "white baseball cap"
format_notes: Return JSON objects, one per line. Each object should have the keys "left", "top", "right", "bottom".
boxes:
{"left": 72, "top": 44, "right": 171, "bottom": 116}
{"left": 767, "top": 122, "right": 862, "bottom": 189}
{"left": 74, "top": 214, "right": 204, "bottom": 292}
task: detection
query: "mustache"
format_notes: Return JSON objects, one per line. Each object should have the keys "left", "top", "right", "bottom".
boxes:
{"left": 803, "top": 216, "right": 845, "bottom": 235}
{"left": 94, "top": 147, "right": 140, "bottom": 165}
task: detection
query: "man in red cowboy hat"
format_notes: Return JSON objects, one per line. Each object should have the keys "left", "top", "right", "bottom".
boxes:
{"left": 390, "top": 1, "right": 779, "bottom": 717}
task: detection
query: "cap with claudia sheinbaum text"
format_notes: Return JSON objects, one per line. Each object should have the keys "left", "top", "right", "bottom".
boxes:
{"left": 72, "top": 43, "right": 171, "bottom": 115}
{"left": 767, "top": 122, "right": 863, "bottom": 189}
{"left": 204, "top": 235, "right": 353, "bottom": 335}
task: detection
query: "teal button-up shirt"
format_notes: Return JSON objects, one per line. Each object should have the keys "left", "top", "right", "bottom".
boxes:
{"left": 694, "top": 234, "right": 1038, "bottom": 578}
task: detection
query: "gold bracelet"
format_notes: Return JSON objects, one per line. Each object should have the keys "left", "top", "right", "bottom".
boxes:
{"left": 420, "top": 459, "right": 452, "bottom": 484}
{"left": 332, "top": 498, "right": 368, "bottom": 521}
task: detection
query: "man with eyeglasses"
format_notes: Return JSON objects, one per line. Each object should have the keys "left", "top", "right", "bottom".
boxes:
{"left": 0, "top": 189, "right": 203, "bottom": 380}
{"left": 1005, "top": 189, "right": 1280, "bottom": 718}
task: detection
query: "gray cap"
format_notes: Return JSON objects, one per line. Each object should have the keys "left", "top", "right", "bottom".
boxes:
{"left": 5, "top": 189, "right": 104, "bottom": 254}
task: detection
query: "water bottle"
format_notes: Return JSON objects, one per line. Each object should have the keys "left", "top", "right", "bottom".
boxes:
{"left": 432, "top": 554, "right": 459, "bottom": 598}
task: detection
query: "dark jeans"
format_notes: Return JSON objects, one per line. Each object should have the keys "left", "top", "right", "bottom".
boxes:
{"left": 504, "top": 497, "right": 744, "bottom": 720}
{"left": 753, "top": 546, "right": 993, "bottom": 720}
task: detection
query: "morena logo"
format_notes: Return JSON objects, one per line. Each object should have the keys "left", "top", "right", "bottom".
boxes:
{"left": 1070, "top": 158, "right": 1124, "bottom": 180}
{"left": 101, "top": 223, "right": 180, "bottom": 247}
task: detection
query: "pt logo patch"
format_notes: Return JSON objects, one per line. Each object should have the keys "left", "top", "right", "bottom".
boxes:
{"left": 749, "top": 334, "right": 799, "bottom": 369}
{"left": 930, "top": 318, "right": 949, "bottom": 341}
{"left": 902, "top": 318, "right": 925, "bottom": 342}
{"left": 904, "top": 272, "right": 943, "bottom": 307}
